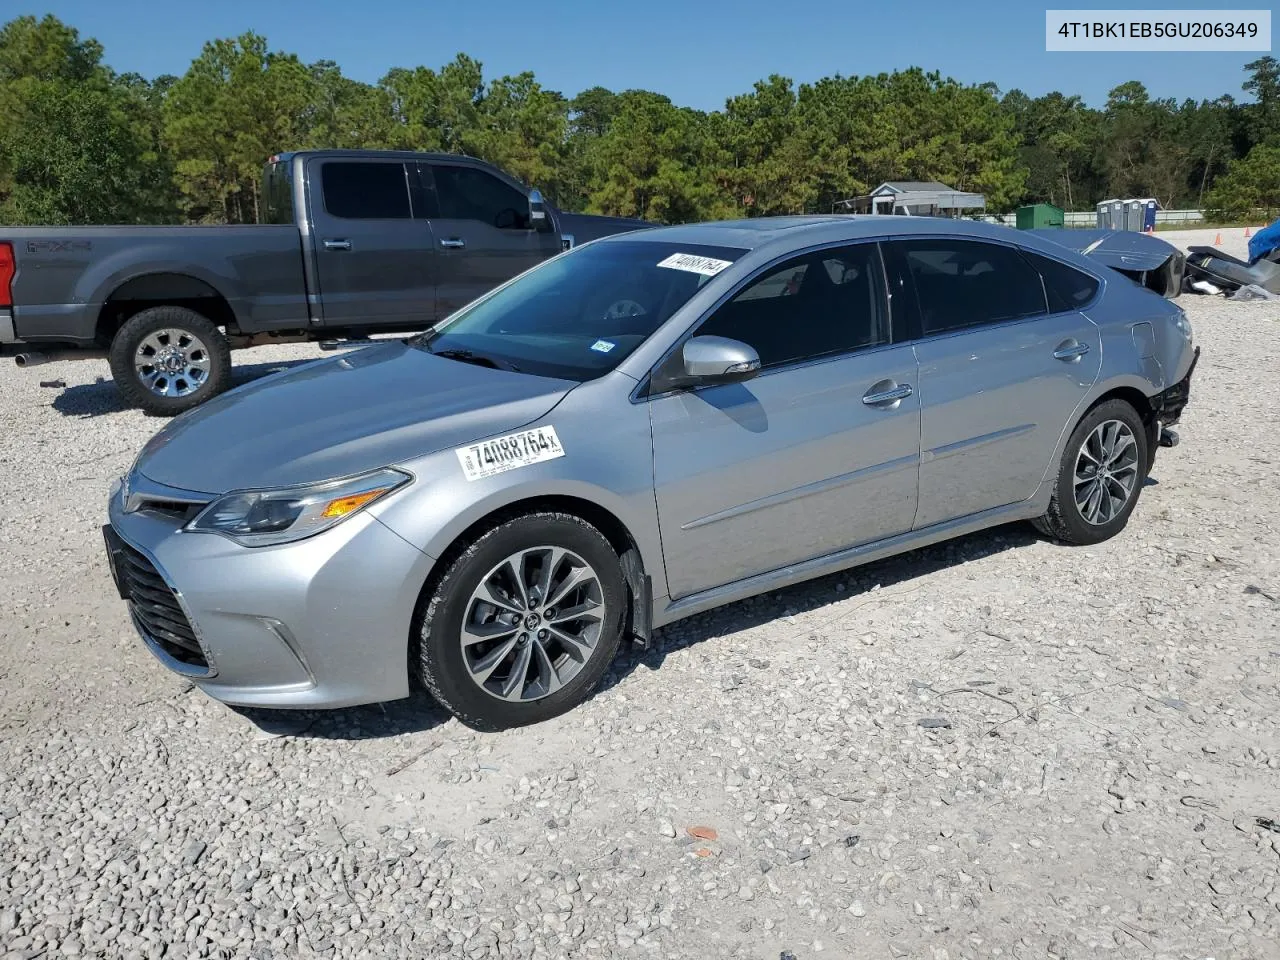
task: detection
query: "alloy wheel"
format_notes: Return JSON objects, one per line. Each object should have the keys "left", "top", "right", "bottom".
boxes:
{"left": 460, "top": 546, "right": 606, "bottom": 702}
{"left": 1073, "top": 418, "right": 1140, "bottom": 525}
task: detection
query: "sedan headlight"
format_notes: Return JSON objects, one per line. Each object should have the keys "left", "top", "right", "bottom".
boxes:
{"left": 187, "top": 468, "right": 411, "bottom": 547}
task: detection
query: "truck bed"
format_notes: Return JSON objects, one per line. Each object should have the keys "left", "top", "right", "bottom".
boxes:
{"left": 4, "top": 225, "right": 308, "bottom": 346}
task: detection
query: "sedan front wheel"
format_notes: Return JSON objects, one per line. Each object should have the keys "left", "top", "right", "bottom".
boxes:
{"left": 416, "top": 512, "right": 627, "bottom": 730}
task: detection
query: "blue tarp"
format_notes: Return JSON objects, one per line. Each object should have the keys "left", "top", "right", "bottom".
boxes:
{"left": 1248, "top": 218, "right": 1280, "bottom": 264}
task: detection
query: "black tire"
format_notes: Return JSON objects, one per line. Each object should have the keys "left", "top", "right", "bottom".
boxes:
{"left": 108, "top": 306, "right": 231, "bottom": 416}
{"left": 417, "top": 512, "right": 627, "bottom": 731}
{"left": 1032, "top": 398, "right": 1150, "bottom": 545}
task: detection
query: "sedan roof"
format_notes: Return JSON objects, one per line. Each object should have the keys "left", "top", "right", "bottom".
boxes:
{"left": 604, "top": 215, "right": 1044, "bottom": 254}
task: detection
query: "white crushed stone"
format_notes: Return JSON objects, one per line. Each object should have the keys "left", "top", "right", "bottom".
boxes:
{"left": 1, "top": 275, "right": 1277, "bottom": 958}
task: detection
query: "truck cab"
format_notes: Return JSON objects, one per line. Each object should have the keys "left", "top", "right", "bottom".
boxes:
{"left": 263, "top": 150, "right": 566, "bottom": 330}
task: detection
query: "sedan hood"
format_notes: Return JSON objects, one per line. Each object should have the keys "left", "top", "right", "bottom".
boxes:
{"left": 135, "top": 341, "right": 575, "bottom": 494}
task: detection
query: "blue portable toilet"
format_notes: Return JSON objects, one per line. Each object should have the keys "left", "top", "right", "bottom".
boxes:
{"left": 1139, "top": 198, "right": 1159, "bottom": 232}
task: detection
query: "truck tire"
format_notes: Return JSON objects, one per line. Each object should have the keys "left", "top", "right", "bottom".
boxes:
{"left": 108, "top": 306, "right": 231, "bottom": 416}
{"left": 1032, "top": 399, "right": 1150, "bottom": 545}
{"left": 416, "top": 511, "right": 627, "bottom": 731}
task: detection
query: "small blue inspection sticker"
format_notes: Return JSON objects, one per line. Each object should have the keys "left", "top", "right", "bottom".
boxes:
{"left": 590, "top": 339, "right": 617, "bottom": 354}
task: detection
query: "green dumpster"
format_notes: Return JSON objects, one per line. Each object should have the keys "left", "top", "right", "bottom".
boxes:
{"left": 1015, "top": 203, "right": 1065, "bottom": 230}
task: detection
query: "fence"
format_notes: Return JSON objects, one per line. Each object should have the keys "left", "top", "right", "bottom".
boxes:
{"left": 982, "top": 209, "right": 1207, "bottom": 228}
{"left": 1068, "top": 209, "right": 1205, "bottom": 228}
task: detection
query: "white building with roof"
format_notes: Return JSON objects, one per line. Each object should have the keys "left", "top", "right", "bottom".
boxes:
{"left": 834, "top": 181, "right": 986, "bottom": 217}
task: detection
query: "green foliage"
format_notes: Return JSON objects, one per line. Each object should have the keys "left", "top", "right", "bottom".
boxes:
{"left": 162, "top": 33, "right": 315, "bottom": 222}
{"left": 0, "top": 14, "right": 1276, "bottom": 225}
{"left": 1205, "top": 144, "right": 1280, "bottom": 217}
{"left": 0, "top": 15, "right": 174, "bottom": 224}
{"left": 583, "top": 91, "right": 733, "bottom": 222}
{"left": 1242, "top": 56, "right": 1280, "bottom": 146}
{"left": 0, "top": 13, "right": 101, "bottom": 84}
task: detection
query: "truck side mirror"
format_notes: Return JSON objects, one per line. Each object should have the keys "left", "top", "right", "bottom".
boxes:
{"left": 529, "top": 189, "right": 554, "bottom": 233}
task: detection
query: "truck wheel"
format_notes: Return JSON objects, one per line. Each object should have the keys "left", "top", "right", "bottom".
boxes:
{"left": 108, "top": 306, "right": 231, "bottom": 416}
{"left": 416, "top": 512, "right": 627, "bottom": 731}
{"left": 1032, "top": 399, "right": 1149, "bottom": 545}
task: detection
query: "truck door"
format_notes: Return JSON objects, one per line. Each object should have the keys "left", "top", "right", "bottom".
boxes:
{"left": 308, "top": 158, "right": 436, "bottom": 328}
{"left": 422, "top": 161, "right": 562, "bottom": 316}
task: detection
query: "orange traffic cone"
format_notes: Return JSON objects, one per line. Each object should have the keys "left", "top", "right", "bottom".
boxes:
{"left": 1214, "top": 232, "right": 1223, "bottom": 245}
{"left": 1244, "top": 225, "right": 1252, "bottom": 238}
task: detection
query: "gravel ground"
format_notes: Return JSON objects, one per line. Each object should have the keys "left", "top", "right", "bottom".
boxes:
{"left": 1, "top": 228, "right": 1278, "bottom": 960}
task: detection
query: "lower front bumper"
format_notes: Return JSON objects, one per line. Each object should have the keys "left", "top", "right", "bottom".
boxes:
{"left": 107, "top": 480, "right": 437, "bottom": 709}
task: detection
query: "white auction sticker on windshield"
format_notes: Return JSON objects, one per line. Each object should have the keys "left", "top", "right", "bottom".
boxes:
{"left": 657, "top": 252, "right": 733, "bottom": 276}
{"left": 456, "top": 426, "right": 565, "bottom": 481}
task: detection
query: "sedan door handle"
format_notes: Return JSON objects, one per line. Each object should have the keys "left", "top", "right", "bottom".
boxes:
{"left": 439, "top": 238, "right": 466, "bottom": 249}
{"left": 322, "top": 239, "right": 351, "bottom": 251}
{"left": 862, "top": 383, "right": 913, "bottom": 406}
{"left": 1053, "top": 340, "right": 1090, "bottom": 361}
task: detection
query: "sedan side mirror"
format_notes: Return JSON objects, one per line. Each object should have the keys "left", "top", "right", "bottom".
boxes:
{"left": 652, "top": 335, "right": 762, "bottom": 393}
{"left": 528, "top": 189, "right": 554, "bottom": 233}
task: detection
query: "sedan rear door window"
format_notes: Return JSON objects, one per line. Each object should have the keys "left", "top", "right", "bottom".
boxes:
{"left": 889, "top": 238, "right": 1048, "bottom": 336}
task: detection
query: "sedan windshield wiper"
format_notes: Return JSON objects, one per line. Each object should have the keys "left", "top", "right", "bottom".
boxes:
{"left": 428, "top": 347, "right": 522, "bottom": 373}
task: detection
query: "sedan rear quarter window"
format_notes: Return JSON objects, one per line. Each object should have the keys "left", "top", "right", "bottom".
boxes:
{"left": 1023, "top": 251, "right": 1101, "bottom": 313}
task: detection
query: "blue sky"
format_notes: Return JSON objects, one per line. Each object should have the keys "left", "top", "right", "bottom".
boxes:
{"left": 27, "top": 0, "right": 1268, "bottom": 108}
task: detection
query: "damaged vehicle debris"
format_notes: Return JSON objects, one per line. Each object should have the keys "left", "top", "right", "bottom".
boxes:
{"left": 1182, "top": 220, "right": 1280, "bottom": 297}
{"left": 1029, "top": 228, "right": 1187, "bottom": 299}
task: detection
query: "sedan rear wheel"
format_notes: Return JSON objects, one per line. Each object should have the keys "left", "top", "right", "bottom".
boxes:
{"left": 1073, "top": 419, "right": 1140, "bottom": 526}
{"left": 1033, "top": 398, "right": 1150, "bottom": 545}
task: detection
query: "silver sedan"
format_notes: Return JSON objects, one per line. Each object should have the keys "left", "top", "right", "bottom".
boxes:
{"left": 104, "top": 216, "right": 1199, "bottom": 729}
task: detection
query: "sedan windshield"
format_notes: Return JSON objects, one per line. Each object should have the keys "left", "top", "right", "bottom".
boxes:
{"left": 413, "top": 239, "right": 747, "bottom": 381}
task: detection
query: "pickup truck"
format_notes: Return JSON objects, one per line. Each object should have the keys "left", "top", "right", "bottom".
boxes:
{"left": 0, "top": 149, "right": 651, "bottom": 414}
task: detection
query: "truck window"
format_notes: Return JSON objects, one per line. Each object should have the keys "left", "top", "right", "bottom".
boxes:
{"left": 321, "top": 162, "right": 412, "bottom": 220}
{"left": 262, "top": 160, "right": 295, "bottom": 225}
{"left": 432, "top": 165, "right": 530, "bottom": 230}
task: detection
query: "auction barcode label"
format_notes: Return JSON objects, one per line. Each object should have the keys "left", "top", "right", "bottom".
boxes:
{"left": 1046, "top": 9, "right": 1270, "bottom": 50}
{"left": 456, "top": 426, "right": 565, "bottom": 482}
{"left": 657, "top": 253, "right": 734, "bottom": 277}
